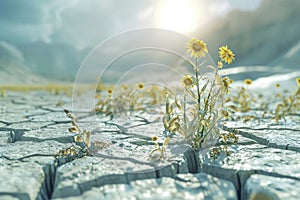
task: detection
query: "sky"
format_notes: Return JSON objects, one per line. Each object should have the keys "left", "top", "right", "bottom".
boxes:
{"left": 0, "top": 0, "right": 262, "bottom": 49}
{"left": 0, "top": 0, "right": 263, "bottom": 80}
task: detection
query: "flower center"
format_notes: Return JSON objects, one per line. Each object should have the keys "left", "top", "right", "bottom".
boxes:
{"left": 225, "top": 51, "right": 229, "bottom": 57}
{"left": 184, "top": 78, "right": 193, "bottom": 85}
{"left": 193, "top": 43, "right": 202, "bottom": 51}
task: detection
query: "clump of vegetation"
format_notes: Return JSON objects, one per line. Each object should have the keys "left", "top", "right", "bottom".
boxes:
{"left": 149, "top": 135, "right": 170, "bottom": 160}
{"left": 89, "top": 38, "right": 239, "bottom": 160}
{"left": 220, "top": 76, "right": 300, "bottom": 124}
{"left": 273, "top": 78, "right": 300, "bottom": 122}
{"left": 209, "top": 131, "right": 239, "bottom": 160}
{"left": 151, "top": 38, "right": 238, "bottom": 158}
{"left": 94, "top": 89, "right": 114, "bottom": 117}
{"left": 94, "top": 82, "right": 168, "bottom": 117}
{"left": 223, "top": 79, "right": 255, "bottom": 115}
{"left": 56, "top": 109, "right": 91, "bottom": 158}
{"left": 56, "top": 144, "right": 90, "bottom": 159}
{"left": 57, "top": 109, "right": 110, "bottom": 158}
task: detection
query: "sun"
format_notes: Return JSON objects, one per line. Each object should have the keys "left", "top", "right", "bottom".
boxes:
{"left": 156, "top": 0, "right": 205, "bottom": 34}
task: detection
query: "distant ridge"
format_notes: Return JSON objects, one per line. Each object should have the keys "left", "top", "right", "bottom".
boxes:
{"left": 0, "top": 61, "right": 50, "bottom": 85}
{"left": 200, "top": 0, "right": 300, "bottom": 69}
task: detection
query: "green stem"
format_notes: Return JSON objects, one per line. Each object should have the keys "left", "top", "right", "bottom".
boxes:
{"left": 183, "top": 93, "right": 187, "bottom": 125}
{"left": 203, "top": 69, "right": 218, "bottom": 120}
{"left": 194, "top": 58, "right": 203, "bottom": 140}
{"left": 194, "top": 59, "right": 201, "bottom": 111}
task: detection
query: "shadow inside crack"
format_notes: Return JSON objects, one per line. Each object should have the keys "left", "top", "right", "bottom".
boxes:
{"left": 0, "top": 192, "right": 30, "bottom": 200}
{"left": 18, "top": 135, "right": 75, "bottom": 144}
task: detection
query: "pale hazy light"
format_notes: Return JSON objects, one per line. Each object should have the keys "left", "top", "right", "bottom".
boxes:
{"left": 156, "top": 0, "right": 205, "bottom": 34}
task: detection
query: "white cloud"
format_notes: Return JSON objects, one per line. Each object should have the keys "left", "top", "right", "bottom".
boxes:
{"left": 208, "top": 1, "right": 231, "bottom": 16}
{"left": 207, "top": 0, "right": 262, "bottom": 16}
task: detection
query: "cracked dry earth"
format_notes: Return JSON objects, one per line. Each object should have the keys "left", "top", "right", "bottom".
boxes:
{"left": 1, "top": 91, "right": 300, "bottom": 200}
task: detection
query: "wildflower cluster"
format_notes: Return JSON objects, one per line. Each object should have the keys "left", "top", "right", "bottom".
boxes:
{"left": 274, "top": 78, "right": 300, "bottom": 122}
{"left": 94, "top": 83, "right": 167, "bottom": 117}
{"left": 222, "top": 79, "right": 256, "bottom": 121}
{"left": 221, "top": 76, "right": 300, "bottom": 123}
{"left": 157, "top": 38, "right": 237, "bottom": 154}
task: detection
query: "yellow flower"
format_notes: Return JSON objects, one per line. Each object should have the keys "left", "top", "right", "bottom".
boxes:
{"left": 121, "top": 84, "right": 128, "bottom": 90}
{"left": 164, "top": 89, "right": 169, "bottom": 97}
{"left": 107, "top": 89, "right": 113, "bottom": 98}
{"left": 218, "top": 61, "right": 223, "bottom": 69}
{"left": 222, "top": 77, "right": 233, "bottom": 93}
{"left": 296, "top": 78, "right": 300, "bottom": 86}
{"left": 244, "top": 79, "right": 252, "bottom": 85}
{"left": 186, "top": 38, "right": 208, "bottom": 58}
{"left": 219, "top": 45, "right": 235, "bottom": 64}
{"left": 275, "top": 83, "right": 280, "bottom": 88}
{"left": 137, "top": 82, "right": 144, "bottom": 90}
{"left": 152, "top": 135, "right": 158, "bottom": 141}
{"left": 181, "top": 75, "right": 194, "bottom": 88}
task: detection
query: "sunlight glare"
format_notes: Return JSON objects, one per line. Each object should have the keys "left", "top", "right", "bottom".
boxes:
{"left": 156, "top": 0, "right": 204, "bottom": 34}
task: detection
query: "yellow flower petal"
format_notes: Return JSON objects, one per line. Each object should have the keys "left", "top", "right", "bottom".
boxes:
{"left": 296, "top": 77, "right": 300, "bottom": 86}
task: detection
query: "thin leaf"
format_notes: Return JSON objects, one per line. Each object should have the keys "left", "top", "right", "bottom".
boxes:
{"left": 83, "top": 130, "right": 91, "bottom": 148}
{"left": 186, "top": 88, "right": 198, "bottom": 100}
{"left": 169, "top": 115, "right": 179, "bottom": 126}
{"left": 165, "top": 99, "right": 170, "bottom": 114}
{"left": 73, "top": 135, "right": 82, "bottom": 142}
{"left": 163, "top": 137, "right": 170, "bottom": 148}
{"left": 150, "top": 148, "right": 160, "bottom": 155}
{"left": 163, "top": 116, "right": 169, "bottom": 129}
{"left": 175, "top": 97, "right": 182, "bottom": 110}
{"left": 178, "top": 126, "right": 186, "bottom": 137}
{"left": 68, "top": 126, "right": 79, "bottom": 133}
{"left": 200, "top": 80, "right": 210, "bottom": 94}
{"left": 64, "top": 109, "right": 74, "bottom": 119}
{"left": 207, "top": 65, "right": 217, "bottom": 73}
